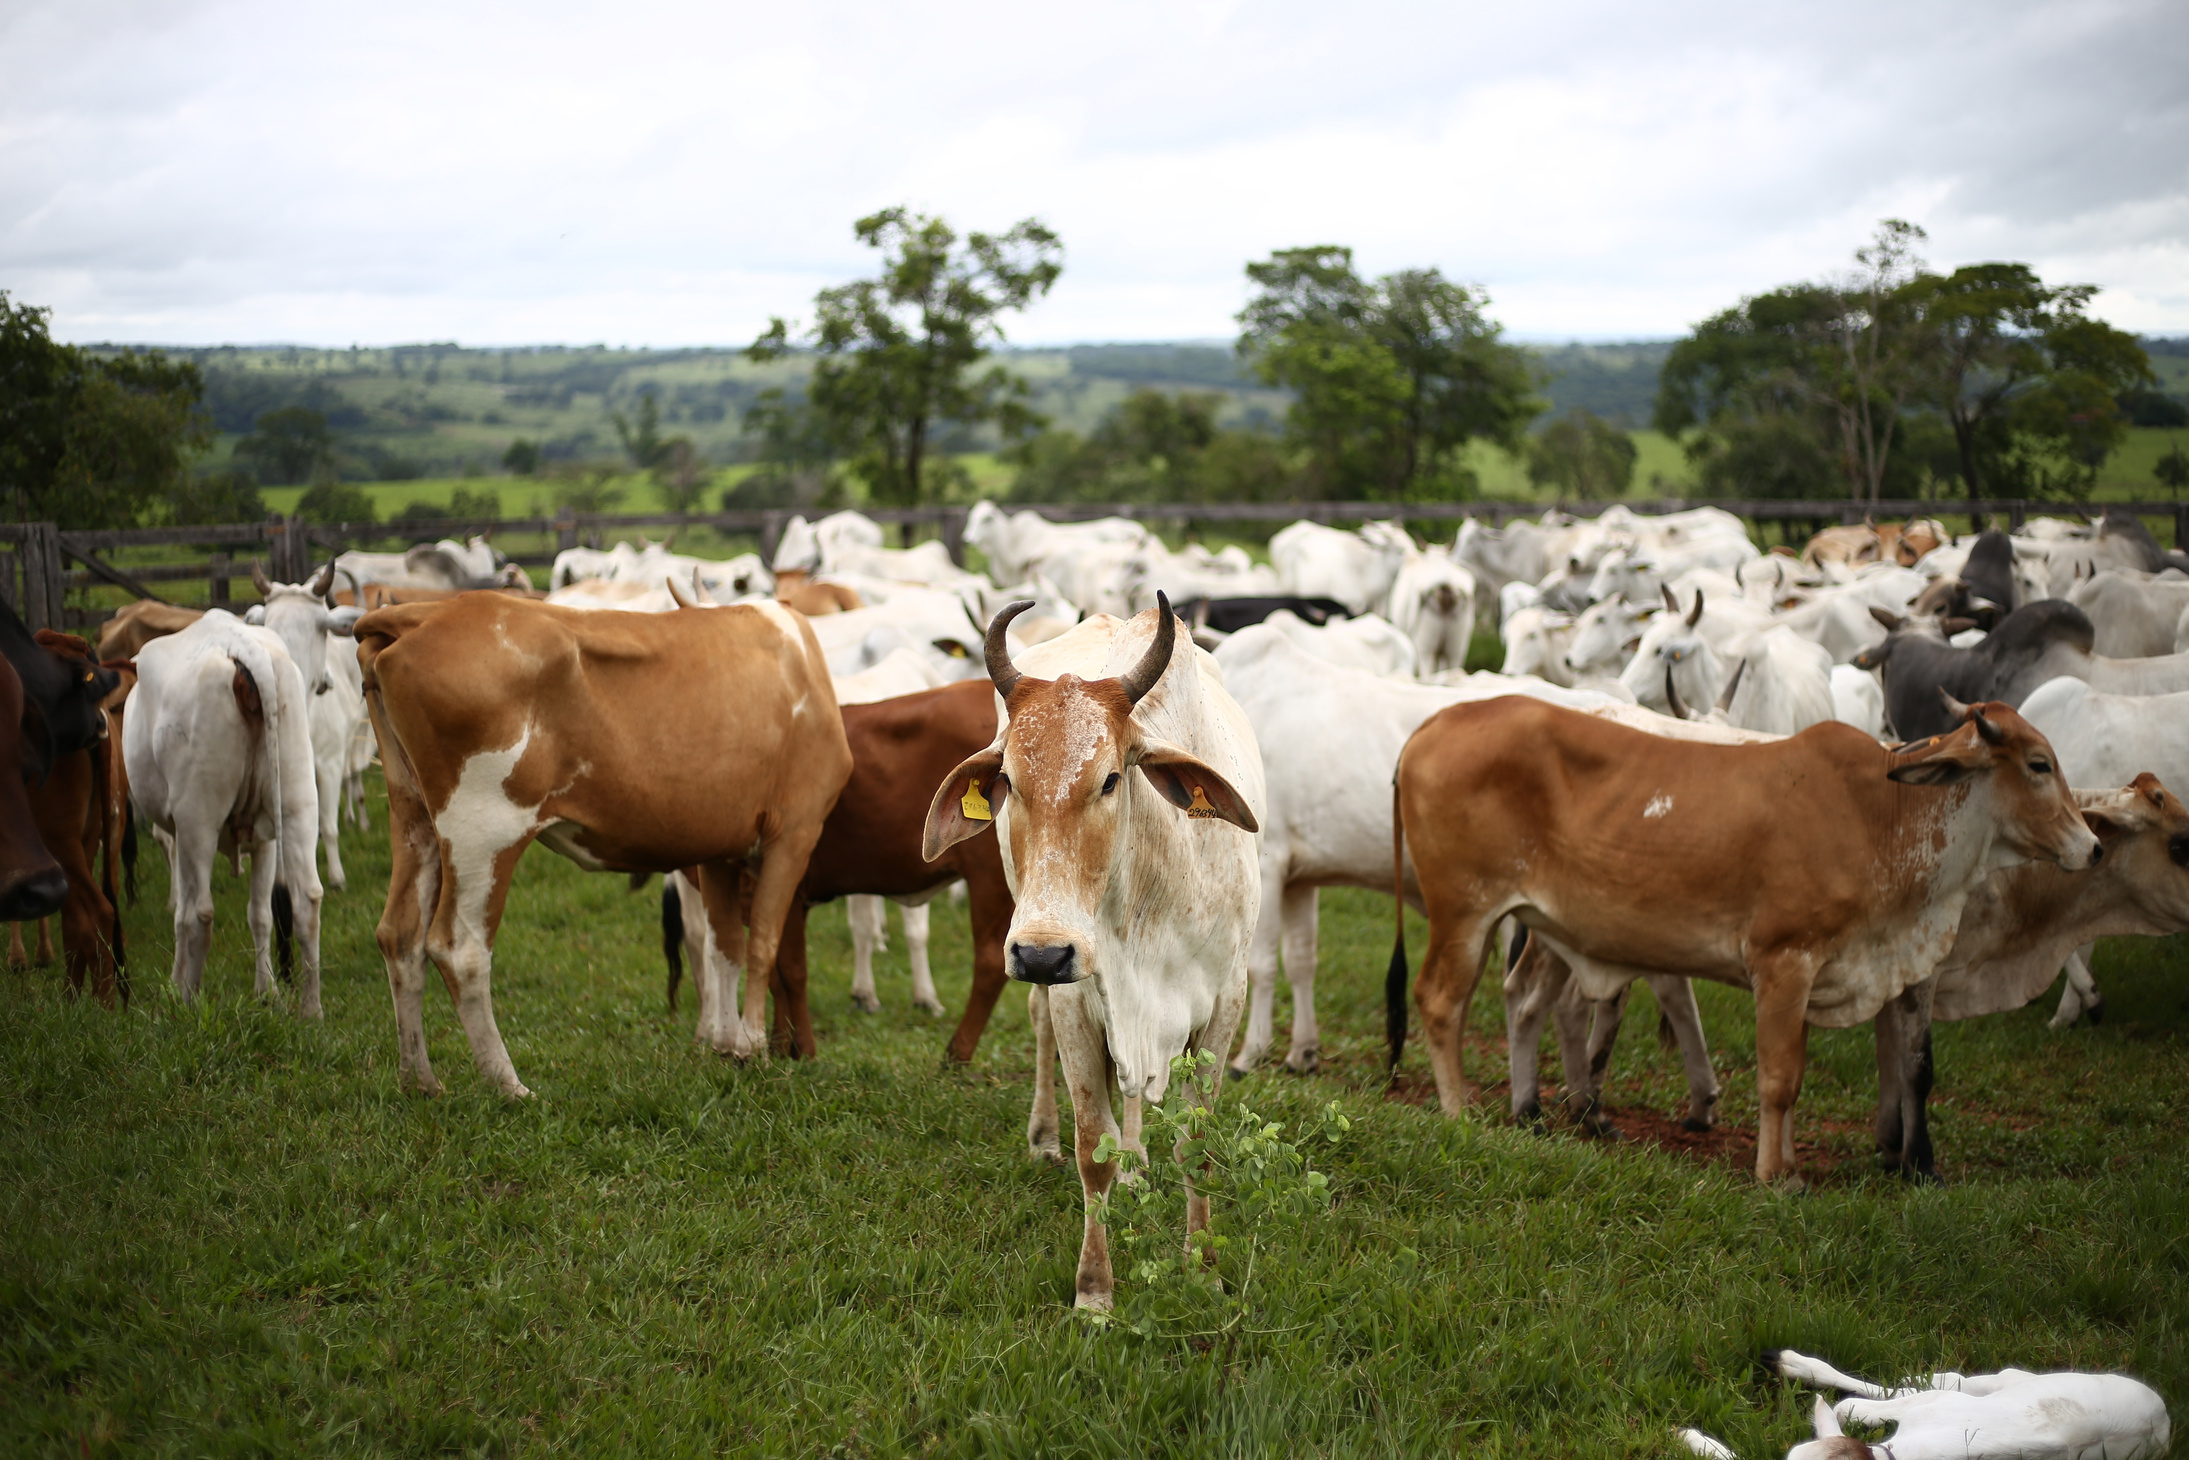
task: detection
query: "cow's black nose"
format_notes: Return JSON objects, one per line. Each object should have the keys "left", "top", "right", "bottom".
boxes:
{"left": 0, "top": 867, "right": 67, "bottom": 922}
{"left": 1011, "top": 943, "right": 1077, "bottom": 984}
{"left": 2088, "top": 839, "right": 2103, "bottom": 865}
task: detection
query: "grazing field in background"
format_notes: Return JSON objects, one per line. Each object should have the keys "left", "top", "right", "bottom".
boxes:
{"left": 3, "top": 771, "right": 2185, "bottom": 1455}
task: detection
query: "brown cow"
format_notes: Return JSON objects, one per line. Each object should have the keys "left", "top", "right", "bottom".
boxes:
{"left": 96, "top": 600, "right": 204, "bottom": 662}
{"left": 668, "top": 678, "right": 1014, "bottom": 1062}
{"left": 1392, "top": 695, "right": 2098, "bottom": 1182}
{"left": 9, "top": 634, "right": 127, "bottom": 1005}
{"left": 777, "top": 577, "right": 862, "bottom": 617}
{"left": 357, "top": 592, "right": 853, "bottom": 1094}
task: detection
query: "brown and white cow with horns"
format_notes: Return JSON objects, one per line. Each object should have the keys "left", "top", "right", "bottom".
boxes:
{"left": 924, "top": 594, "right": 1264, "bottom": 1309}
{"left": 1392, "top": 694, "right": 2099, "bottom": 1183}
{"left": 356, "top": 591, "right": 851, "bottom": 1096}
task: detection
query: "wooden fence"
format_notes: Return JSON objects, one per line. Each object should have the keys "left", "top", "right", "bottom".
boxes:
{"left": 8, "top": 497, "right": 2188, "bottom": 637}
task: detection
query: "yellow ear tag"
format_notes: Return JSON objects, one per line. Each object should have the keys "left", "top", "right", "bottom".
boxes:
{"left": 961, "top": 778, "right": 992, "bottom": 821}
{"left": 1186, "top": 784, "right": 1219, "bottom": 819}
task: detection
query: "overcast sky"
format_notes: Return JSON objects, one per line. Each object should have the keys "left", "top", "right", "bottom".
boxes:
{"left": 4, "top": 0, "right": 2184, "bottom": 348}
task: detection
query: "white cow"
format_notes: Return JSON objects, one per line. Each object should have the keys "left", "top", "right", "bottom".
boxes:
{"left": 243, "top": 564, "right": 365, "bottom": 891}
{"left": 1681, "top": 1347, "right": 2172, "bottom": 1460}
{"left": 1828, "top": 664, "right": 1886, "bottom": 738}
{"left": 1386, "top": 548, "right": 1479, "bottom": 676}
{"left": 1215, "top": 625, "right": 1621, "bottom": 1074}
{"left": 963, "top": 501, "right": 1148, "bottom": 586}
{"left": 1120, "top": 539, "right": 1283, "bottom": 611}
{"left": 2069, "top": 568, "right": 2189, "bottom": 657}
{"left": 124, "top": 611, "right": 325, "bottom": 1013}
{"left": 833, "top": 648, "right": 950, "bottom": 1017}
{"left": 924, "top": 598, "right": 1263, "bottom": 1311}
{"left": 801, "top": 589, "right": 987, "bottom": 681}
{"left": 1270, "top": 520, "right": 1413, "bottom": 616}
{"left": 335, "top": 536, "right": 523, "bottom": 598}
{"left": 1619, "top": 589, "right": 1773, "bottom": 715}
{"left": 1721, "top": 627, "right": 1837, "bottom": 737}
{"left": 1258, "top": 609, "right": 1418, "bottom": 679}
{"left": 1499, "top": 605, "right": 1581, "bottom": 687}
{"left": 771, "top": 510, "right": 887, "bottom": 575}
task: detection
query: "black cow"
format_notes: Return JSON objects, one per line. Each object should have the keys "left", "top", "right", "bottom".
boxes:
{"left": 1854, "top": 600, "right": 2096, "bottom": 740}
{"left": 0, "top": 656, "right": 67, "bottom": 921}
{"left": 1912, "top": 529, "right": 2018, "bottom": 629}
{"left": 1170, "top": 596, "right": 1352, "bottom": 635}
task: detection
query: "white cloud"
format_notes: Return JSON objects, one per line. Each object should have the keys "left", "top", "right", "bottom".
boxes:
{"left": 3, "top": 0, "right": 2183, "bottom": 345}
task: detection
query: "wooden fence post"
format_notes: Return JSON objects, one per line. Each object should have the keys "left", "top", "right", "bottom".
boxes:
{"left": 555, "top": 514, "right": 578, "bottom": 555}
{"left": 760, "top": 511, "right": 785, "bottom": 569}
{"left": 2175, "top": 504, "right": 2188, "bottom": 553}
{"left": 941, "top": 506, "right": 968, "bottom": 568}
{"left": 21, "top": 523, "right": 65, "bottom": 632}
{"left": 209, "top": 554, "right": 231, "bottom": 606}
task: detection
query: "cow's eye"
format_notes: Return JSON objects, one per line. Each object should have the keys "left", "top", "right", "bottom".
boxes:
{"left": 2029, "top": 759, "right": 2052, "bottom": 775}
{"left": 2170, "top": 834, "right": 2189, "bottom": 868}
{"left": 1101, "top": 772, "right": 1120, "bottom": 796}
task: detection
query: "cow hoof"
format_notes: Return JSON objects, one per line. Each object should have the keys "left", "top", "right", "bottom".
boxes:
{"left": 850, "top": 992, "right": 882, "bottom": 1014}
{"left": 2086, "top": 993, "right": 2105, "bottom": 1026}
{"left": 915, "top": 997, "right": 946, "bottom": 1016}
{"left": 1680, "top": 1117, "right": 1714, "bottom": 1134}
{"left": 499, "top": 1082, "right": 534, "bottom": 1100}
{"left": 1073, "top": 1289, "right": 1114, "bottom": 1313}
{"left": 1283, "top": 1049, "right": 1320, "bottom": 1075}
{"left": 1584, "top": 1119, "right": 1624, "bottom": 1141}
{"left": 1895, "top": 1164, "right": 1941, "bottom": 1187}
{"left": 403, "top": 1076, "right": 447, "bottom": 1098}
{"left": 1028, "top": 1141, "right": 1064, "bottom": 1165}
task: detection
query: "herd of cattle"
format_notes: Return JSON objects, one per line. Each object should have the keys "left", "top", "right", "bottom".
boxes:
{"left": 11, "top": 498, "right": 2189, "bottom": 1315}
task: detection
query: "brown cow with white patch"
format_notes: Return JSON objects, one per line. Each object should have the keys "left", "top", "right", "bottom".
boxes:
{"left": 1392, "top": 696, "right": 2099, "bottom": 1182}
{"left": 356, "top": 592, "right": 852, "bottom": 1096}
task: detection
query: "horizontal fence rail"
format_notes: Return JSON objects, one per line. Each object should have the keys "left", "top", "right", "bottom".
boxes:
{"left": 7, "top": 497, "right": 2187, "bottom": 638}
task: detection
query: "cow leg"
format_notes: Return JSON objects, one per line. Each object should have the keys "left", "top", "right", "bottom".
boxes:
{"left": 768, "top": 893, "right": 812, "bottom": 1056}
{"left": 1279, "top": 883, "right": 1320, "bottom": 1073}
{"left": 317, "top": 754, "right": 346, "bottom": 893}
{"left": 2049, "top": 946, "right": 2102, "bottom": 1029}
{"left": 693, "top": 861, "right": 758, "bottom": 1060}
{"left": 945, "top": 861, "right": 1013, "bottom": 1063}
{"left": 1645, "top": 976, "right": 1720, "bottom": 1132}
{"left": 375, "top": 756, "right": 444, "bottom": 1094}
{"left": 35, "top": 919, "right": 55, "bottom": 966}
{"left": 1502, "top": 935, "right": 1564, "bottom": 1126}
{"left": 847, "top": 894, "right": 885, "bottom": 1012}
{"left": 1182, "top": 967, "right": 1247, "bottom": 1247}
{"left": 1750, "top": 952, "right": 1819, "bottom": 1184}
{"left": 740, "top": 822, "right": 826, "bottom": 1060}
{"left": 1049, "top": 984, "right": 1124, "bottom": 1310}
{"left": 1873, "top": 997, "right": 1906, "bottom": 1161}
{"left": 1416, "top": 910, "right": 1501, "bottom": 1114}
{"left": 168, "top": 820, "right": 220, "bottom": 1003}
{"left": 245, "top": 840, "right": 281, "bottom": 998}
{"left": 423, "top": 829, "right": 533, "bottom": 1099}
{"left": 902, "top": 903, "right": 942, "bottom": 1015}
{"left": 1025, "top": 985, "right": 1062, "bottom": 1161}
{"left": 1229, "top": 861, "right": 1287, "bottom": 1075}
{"left": 1877, "top": 982, "right": 1938, "bottom": 1182}
{"left": 1553, "top": 974, "right": 1626, "bottom": 1137}
{"left": 7, "top": 923, "right": 23, "bottom": 969}
{"left": 277, "top": 822, "right": 325, "bottom": 1021}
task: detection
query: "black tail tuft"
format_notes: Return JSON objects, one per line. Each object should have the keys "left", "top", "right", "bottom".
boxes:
{"left": 272, "top": 882, "right": 295, "bottom": 985}
{"left": 122, "top": 802, "right": 138, "bottom": 904}
{"left": 662, "top": 879, "right": 685, "bottom": 1010}
{"left": 1385, "top": 928, "right": 1409, "bottom": 1074}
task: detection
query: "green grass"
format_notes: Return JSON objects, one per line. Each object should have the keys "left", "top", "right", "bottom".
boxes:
{"left": 3, "top": 773, "right": 2185, "bottom": 1455}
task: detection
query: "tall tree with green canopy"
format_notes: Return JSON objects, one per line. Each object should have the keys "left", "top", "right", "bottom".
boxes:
{"left": 1525, "top": 408, "right": 1638, "bottom": 500}
{"left": 0, "top": 291, "right": 212, "bottom": 527}
{"left": 748, "top": 208, "right": 1062, "bottom": 513}
{"left": 1235, "top": 247, "right": 1539, "bottom": 502}
{"left": 1920, "top": 264, "right": 2153, "bottom": 503}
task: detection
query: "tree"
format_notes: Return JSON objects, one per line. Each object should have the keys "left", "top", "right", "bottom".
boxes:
{"left": 612, "top": 391, "right": 670, "bottom": 471}
{"left": 1236, "top": 247, "right": 1539, "bottom": 502}
{"left": 295, "top": 482, "right": 375, "bottom": 524}
{"left": 1656, "top": 222, "right": 1934, "bottom": 507}
{"left": 1007, "top": 389, "right": 1294, "bottom": 505}
{"left": 502, "top": 438, "right": 541, "bottom": 475}
{"left": 0, "top": 291, "right": 211, "bottom": 527}
{"left": 2155, "top": 440, "right": 2188, "bottom": 498}
{"left": 234, "top": 406, "right": 339, "bottom": 485}
{"left": 731, "top": 387, "right": 839, "bottom": 510}
{"left": 1525, "top": 408, "right": 1638, "bottom": 499}
{"left": 749, "top": 208, "right": 1063, "bottom": 514}
{"left": 166, "top": 469, "right": 268, "bottom": 528}
{"left": 652, "top": 437, "right": 710, "bottom": 513}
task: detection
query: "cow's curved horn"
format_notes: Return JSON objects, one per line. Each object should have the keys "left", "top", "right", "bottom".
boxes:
{"left": 252, "top": 560, "right": 273, "bottom": 597}
{"left": 1685, "top": 590, "right": 1705, "bottom": 628}
{"left": 986, "top": 598, "right": 1035, "bottom": 699}
{"left": 1664, "top": 665, "right": 1690, "bottom": 721}
{"left": 1938, "top": 687, "right": 1975, "bottom": 724}
{"left": 1119, "top": 591, "right": 1176, "bottom": 706}
{"left": 1661, "top": 584, "right": 1678, "bottom": 614}
{"left": 1716, "top": 657, "right": 1747, "bottom": 712}
{"left": 310, "top": 558, "right": 338, "bottom": 604}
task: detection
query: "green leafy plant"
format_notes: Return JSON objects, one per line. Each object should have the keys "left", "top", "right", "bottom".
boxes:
{"left": 1089, "top": 1049, "right": 1348, "bottom": 1346}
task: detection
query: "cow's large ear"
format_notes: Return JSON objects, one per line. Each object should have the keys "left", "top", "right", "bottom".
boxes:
{"left": 1887, "top": 732, "right": 1989, "bottom": 786}
{"left": 1134, "top": 739, "right": 1259, "bottom": 833}
{"left": 323, "top": 605, "right": 364, "bottom": 636}
{"left": 922, "top": 748, "right": 1006, "bottom": 861}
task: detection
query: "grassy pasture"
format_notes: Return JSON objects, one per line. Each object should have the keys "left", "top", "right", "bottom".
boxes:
{"left": 3, "top": 774, "right": 2186, "bottom": 1456}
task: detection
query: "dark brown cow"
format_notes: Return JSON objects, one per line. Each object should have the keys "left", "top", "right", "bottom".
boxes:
{"left": 0, "top": 657, "right": 66, "bottom": 924}
{"left": 357, "top": 592, "right": 853, "bottom": 1094}
{"left": 668, "top": 678, "right": 1013, "bottom": 1061}
{"left": 1392, "top": 696, "right": 2099, "bottom": 1182}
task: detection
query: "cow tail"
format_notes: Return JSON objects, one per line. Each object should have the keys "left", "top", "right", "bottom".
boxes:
{"left": 122, "top": 800, "right": 138, "bottom": 904}
{"left": 1387, "top": 778, "right": 1410, "bottom": 1075}
{"left": 272, "top": 882, "right": 294, "bottom": 985}
{"left": 663, "top": 878, "right": 685, "bottom": 1011}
